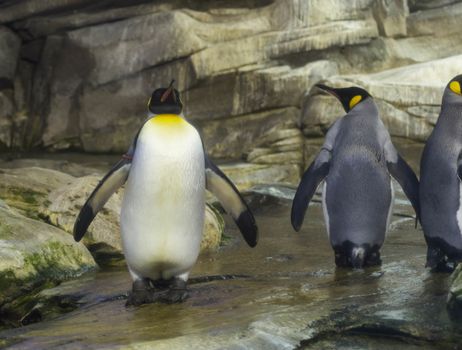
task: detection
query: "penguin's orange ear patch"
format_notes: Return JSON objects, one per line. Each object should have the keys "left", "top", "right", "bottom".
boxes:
{"left": 450, "top": 81, "right": 461, "bottom": 95}
{"left": 349, "top": 95, "right": 362, "bottom": 109}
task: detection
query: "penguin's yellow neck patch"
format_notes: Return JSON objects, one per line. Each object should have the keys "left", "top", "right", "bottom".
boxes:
{"left": 150, "top": 114, "right": 185, "bottom": 125}
{"left": 349, "top": 95, "right": 362, "bottom": 109}
{"left": 450, "top": 81, "right": 461, "bottom": 95}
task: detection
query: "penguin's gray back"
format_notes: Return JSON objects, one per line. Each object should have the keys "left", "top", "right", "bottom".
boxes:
{"left": 420, "top": 102, "right": 462, "bottom": 250}
{"left": 325, "top": 99, "right": 392, "bottom": 247}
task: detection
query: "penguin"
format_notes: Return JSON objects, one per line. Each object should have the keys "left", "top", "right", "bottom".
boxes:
{"left": 291, "top": 84, "right": 420, "bottom": 268}
{"left": 73, "top": 81, "right": 258, "bottom": 305}
{"left": 420, "top": 74, "right": 462, "bottom": 272}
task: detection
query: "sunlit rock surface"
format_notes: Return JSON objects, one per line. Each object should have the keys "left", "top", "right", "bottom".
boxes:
{"left": 302, "top": 55, "right": 462, "bottom": 144}
{"left": 0, "top": 0, "right": 461, "bottom": 175}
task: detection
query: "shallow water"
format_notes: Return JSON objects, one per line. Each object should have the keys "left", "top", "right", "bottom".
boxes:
{"left": 1, "top": 198, "right": 460, "bottom": 349}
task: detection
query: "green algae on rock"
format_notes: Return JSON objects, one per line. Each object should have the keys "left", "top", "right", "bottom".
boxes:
{"left": 0, "top": 205, "right": 96, "bottom": 328}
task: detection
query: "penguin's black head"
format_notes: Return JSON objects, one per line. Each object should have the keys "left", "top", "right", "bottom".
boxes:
{"left": 448, "top": 74, "right": 462, "bottom": 97}
{"left": 316, "top": 84, "right": 372, "bottom": 112}
{"left": 148, "top": 80, "right": 183, "bottom": 115}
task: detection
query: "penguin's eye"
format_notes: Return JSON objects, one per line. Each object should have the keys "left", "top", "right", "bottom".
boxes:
{"left": 349, "top": 95, "right": 362, "bottom": 109}
{"left": 449, "top": 81, "right": 461, "bottom": 95}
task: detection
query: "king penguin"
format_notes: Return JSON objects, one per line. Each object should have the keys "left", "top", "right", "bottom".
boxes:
{"left": 73, "top": 81, "right": 258, "bottom": 305}
{"left": 291, "top": 84, "right": 420, "bottom": 268}
{"left": 420, "top": 75, "right": 462, "bottom": 272}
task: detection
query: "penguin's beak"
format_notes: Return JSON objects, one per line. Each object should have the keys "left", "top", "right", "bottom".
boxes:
{"left": 315, "top": 84, "right": 340, "bottom": 99}
{"left": 160, "top": 79, "right": 175, "bottom": 103}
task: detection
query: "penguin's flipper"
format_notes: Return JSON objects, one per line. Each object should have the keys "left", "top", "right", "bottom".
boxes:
{"left": 291, "top": 153, "right": 330, "bottom": 232}
{"left": 73, "top": 158, "right": 132, "bottom": 242}
{"left": 385, "top": 152, "right": 420, "bottom": 221}
{"left": 205, "top": 156, "right": 258, "bottom": 247}
{"left": 457, "top": 151, "right": 462, "bottom": 181}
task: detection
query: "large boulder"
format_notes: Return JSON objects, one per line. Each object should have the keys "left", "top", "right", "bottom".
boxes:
{"left": 0, "top": 204, "right": 96, "bottom": 322}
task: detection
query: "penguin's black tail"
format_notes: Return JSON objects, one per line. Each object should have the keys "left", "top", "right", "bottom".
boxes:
{"left": 351, "top": 247, "right": 366, "bottom": 269}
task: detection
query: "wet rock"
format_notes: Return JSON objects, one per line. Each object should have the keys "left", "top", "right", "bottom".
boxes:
{"left": 244, "top": 184, "right": 296, "bottom": 208}
{"left": 0, "top": 190, "right": 460, "bottom": 349}
{"left": 219, "top": 162, "right": 301, "bottom": 191}
{"left": 0, "top": 205, "right": 96, "bottom": 327}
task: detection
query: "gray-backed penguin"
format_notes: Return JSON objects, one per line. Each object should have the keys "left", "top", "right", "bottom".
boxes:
{"left": 291, "top": 85, "right": 420, "bottom": 268}
{"left": 420, "top": 75, "right": 462, "bottom": 272}
{"left": 73, "top": 81, "right": 258, "bottom": 305}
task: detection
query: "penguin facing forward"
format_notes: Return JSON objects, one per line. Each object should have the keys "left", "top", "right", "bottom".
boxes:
{"left": 73, "top": 81, "right": 258, "bottom": 305}
{"left": 420, "top": 75, "right": 462, "bottom": 272}
{"left": 292, "top": 85, "right": 420, "bottom": 268}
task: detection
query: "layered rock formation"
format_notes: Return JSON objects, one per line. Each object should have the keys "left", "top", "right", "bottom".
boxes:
{"left": 1, "top": 0, "right": 461, "bottom": 186}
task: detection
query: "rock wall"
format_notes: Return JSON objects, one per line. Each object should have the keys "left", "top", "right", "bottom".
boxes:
{"left": 1, "top": 0, "right": 462, "bottom": 179}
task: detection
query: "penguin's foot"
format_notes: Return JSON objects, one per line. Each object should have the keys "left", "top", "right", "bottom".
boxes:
{"left": 425, "top": 246, "right": 452, "bottom": 272}
{"left": 431, "top": 260, "right": 456, "bottom": 273}
{"left": 335, "top": 251, "right": 381, "bottom": 268}
{"left": 126, "top": 279, "right": 157, "bottom": 306}
{"left": 335, "top": 252, "right": 349, "bottom": 267}
{"left": 160, "top": 278, "right": 189, "bottom": 304}
{"left": 365, "top": 251, "right": 382, "bottom": 267}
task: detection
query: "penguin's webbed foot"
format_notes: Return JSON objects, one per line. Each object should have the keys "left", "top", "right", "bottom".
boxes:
{"left": 160, "top": 278, "right": 189, "bottom": 304}
{"left": 425, "top": 246, "right": 455, "bottom": 272}
{"left": 431, "top": 260, "right": 456, "bottom": 273}
{"left": 365, "top": 251, "right": 382, "bottom": 267}
{"left": 126, "top": 278, "right": 157, "bottom": 306}
{"left": 335, "top": 252, "right": 349, "bottom": 267}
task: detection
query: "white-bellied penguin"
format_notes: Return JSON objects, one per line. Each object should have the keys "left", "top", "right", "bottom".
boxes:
{"left": 420, "top": 74, "right": 462, "bottom": 272}
{"left": 291, "top": 84, "right": 420, "bottom": 268}
{"left": 73, "top": 80, "right": 258, "bottom": 305}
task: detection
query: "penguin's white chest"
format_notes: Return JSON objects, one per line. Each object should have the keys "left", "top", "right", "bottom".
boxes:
{"left": 457, "top": 183, "right": 462, "bottom": 237}
{"left": 120, "top": 115, "right": 205, "bottom": 280}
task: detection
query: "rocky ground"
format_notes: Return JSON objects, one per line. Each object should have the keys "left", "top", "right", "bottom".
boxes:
{"left": 0, "top": 149, "right": 461, "bottom": 349}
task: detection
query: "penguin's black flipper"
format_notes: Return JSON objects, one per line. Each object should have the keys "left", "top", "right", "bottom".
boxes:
{"left": 205, "top": 155, "right": 258, "bottom": 247}
{"left": 73, "top": 157, "right": 132, "bottom": 242}
{"left": 386, "top": 154, "right": 420, "bottom": 222}
{"left": 457, "top": 151, "right": 462, "bottom": 181}
{"left": 291, "top": 159, "right": 330, "bottom": 232}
